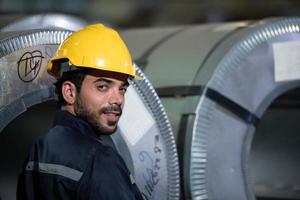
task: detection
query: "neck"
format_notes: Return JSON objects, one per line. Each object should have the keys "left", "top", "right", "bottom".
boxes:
{"left": 61, "top": 105, "right": 76, "bottom": 116}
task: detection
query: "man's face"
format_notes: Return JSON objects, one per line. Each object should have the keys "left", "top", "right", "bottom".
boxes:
{"left": 74, "top": 70, "right": 129, "bottom": 135}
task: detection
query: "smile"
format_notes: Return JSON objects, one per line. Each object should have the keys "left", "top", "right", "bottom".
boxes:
{"left": 103, "top": 112, "right": 121, "bottom": 122}
{"left": 103, "top": 111, "right": 121, "bottom": 115}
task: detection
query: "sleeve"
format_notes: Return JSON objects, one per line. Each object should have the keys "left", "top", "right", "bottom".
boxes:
{"left": 16, "top": 151, "right": 32, "bottom": 200}
{"left": 16, "top": 171, "right": 27, "bottom": 200}
{"left": 16, "top": 139, "right": 78, "bottom": 200}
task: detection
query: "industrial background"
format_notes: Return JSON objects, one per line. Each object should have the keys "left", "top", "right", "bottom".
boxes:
{"left": 1, "top": 1, "right": 300, "bottom": 200}
{"left": 1, "top": 0, "right": 300, "bottom": 28}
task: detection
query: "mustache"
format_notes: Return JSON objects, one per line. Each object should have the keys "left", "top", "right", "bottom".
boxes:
{"left": 100, "top": 104, "right": 122, "bottom": 115}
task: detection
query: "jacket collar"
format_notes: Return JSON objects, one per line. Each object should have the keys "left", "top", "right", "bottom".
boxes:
{"left": 53, "top": 110, "right": 100, "bottom": 140}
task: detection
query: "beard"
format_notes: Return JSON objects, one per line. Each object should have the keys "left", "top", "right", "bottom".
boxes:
{"left": 73, "top": 95, "right": 122, "bottom": 135}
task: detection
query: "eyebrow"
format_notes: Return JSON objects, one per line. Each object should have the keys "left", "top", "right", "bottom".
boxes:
{"left": 93, "top": 78, "right": 129, "bottom": 87}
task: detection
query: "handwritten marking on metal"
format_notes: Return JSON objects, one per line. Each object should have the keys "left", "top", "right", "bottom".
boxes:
{"left": 17, "top": 50, "right": 44, "bottom": 82}
{"left": 139, "top": 134, "right": 162, "bottom": 200}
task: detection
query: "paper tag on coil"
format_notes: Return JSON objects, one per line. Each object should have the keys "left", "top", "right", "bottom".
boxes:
{"left": 118, "top": 85, "right": 155, "bottom": 146}
{"left": 273, "top": 40, "right": 300, "bottom": 82}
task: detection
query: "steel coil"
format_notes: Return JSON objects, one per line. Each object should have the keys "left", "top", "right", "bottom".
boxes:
{"left": 121, "top": 17, "right": 300, "bottom": 200}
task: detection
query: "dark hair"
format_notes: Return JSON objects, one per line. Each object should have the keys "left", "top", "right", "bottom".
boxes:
{"left": 54, "top": 69, "right": 88, "bottom": 107}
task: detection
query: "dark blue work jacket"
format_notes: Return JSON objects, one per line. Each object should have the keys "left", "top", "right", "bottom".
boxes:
{"left": 17, "top": 110, "right": 144, "bottom": 200}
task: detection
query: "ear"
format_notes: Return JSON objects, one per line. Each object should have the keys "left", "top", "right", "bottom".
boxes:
{"left": 62, "top": 81, "right": 77, "bottom": 105}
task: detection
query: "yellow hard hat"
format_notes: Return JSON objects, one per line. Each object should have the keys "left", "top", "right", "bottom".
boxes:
{"left": 47, "top": 24, "right": 140, "bottom": 79}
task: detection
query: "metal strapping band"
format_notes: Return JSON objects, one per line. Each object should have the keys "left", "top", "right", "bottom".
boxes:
{"left": 26, "top": 161, "right": 83, "bottom": 181}
{"left": 155, "top": 85, "right": 203, "bottom": 97}
{"left": 155, "top": 85, "right": 260, "bottom": 126}
{"left": 205, "top": 88, "right": 260, "bottom": 126}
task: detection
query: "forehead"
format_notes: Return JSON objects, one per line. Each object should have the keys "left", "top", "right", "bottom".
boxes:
{"left": 84, "top": 69, "right": 129, "bottom": 84}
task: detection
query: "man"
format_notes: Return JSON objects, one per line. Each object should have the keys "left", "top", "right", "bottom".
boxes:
{"left": 17, "top": 24, "right": 144, "bottom": 200}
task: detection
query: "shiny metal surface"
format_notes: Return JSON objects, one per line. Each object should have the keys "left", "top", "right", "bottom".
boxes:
{"left": 195, "top": 18, "right": 300, "bottom": 200}
{"left": 121, "top": 17, "right": 300, "bottom": 200}
{"left": 1, "top": 13, "right": 87, "bottom": 31}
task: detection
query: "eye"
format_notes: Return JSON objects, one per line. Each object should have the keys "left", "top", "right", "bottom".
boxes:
{"left": 96, "top": 84, "right": 108, "bottom": 91}
{"left": 120, "top": 87, "right": 128, "bottom": 94}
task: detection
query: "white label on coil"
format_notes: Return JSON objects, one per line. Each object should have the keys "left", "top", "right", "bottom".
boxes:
{"left": 118, "top": 85, "right": 155, "bottom": 146}
{"left": 273, "top": 40, "right": 300, "bottom": 82}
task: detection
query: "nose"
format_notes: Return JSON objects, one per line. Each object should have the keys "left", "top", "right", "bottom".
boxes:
{"left": 108, "top": 88, "right": 124, "bottom": 106}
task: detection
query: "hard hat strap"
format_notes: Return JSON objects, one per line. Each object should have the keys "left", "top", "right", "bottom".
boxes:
{"left": 59, "top": 61, "right": 81, "bottom": 77}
